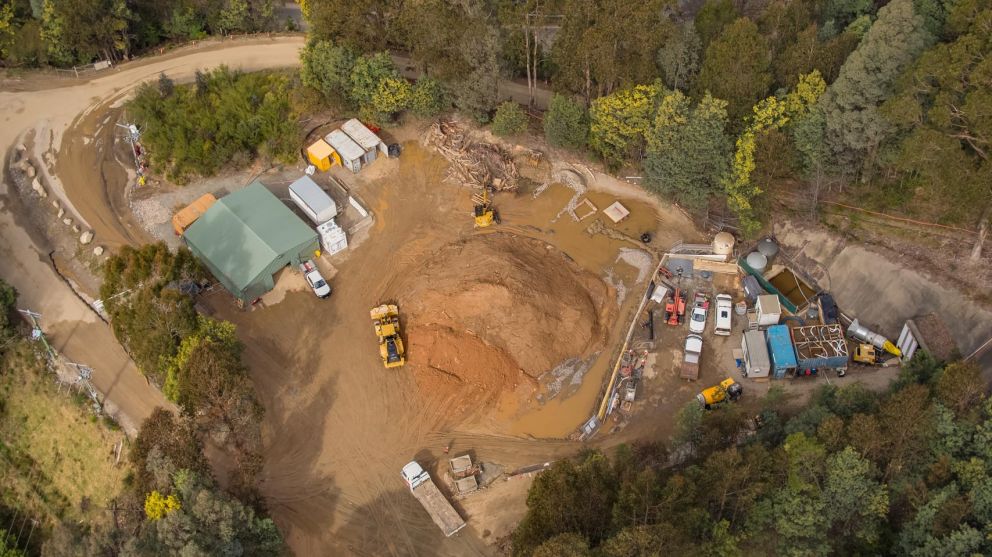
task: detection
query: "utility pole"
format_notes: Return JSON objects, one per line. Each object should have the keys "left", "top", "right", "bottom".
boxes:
{"left": 66, "top": 361, "right": 103, "bottom": 413}
{"left": 17, "top": 309, "right": 56, "bottom": 362}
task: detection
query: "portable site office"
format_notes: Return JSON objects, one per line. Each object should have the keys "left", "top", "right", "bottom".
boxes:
{"left": 325, "top": 130, "right": 365, "bottom": 173}
{"left": 341, "top": 119, "right": 387, "bottom": 165}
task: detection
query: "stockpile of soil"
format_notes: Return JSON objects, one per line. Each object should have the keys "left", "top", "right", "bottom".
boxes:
{"left": 395, "top": 233, "right": 616, "bottom": 414}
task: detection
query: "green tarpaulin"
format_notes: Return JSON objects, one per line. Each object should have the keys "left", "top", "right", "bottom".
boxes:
{"left": 184, "top": 181, "right": 319, "bottom": 302}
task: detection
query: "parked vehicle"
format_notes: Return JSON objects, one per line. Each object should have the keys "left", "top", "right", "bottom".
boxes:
{"left": 714, "top": 294, "right": 733, "bottom": 335}
{"left": 371, "top": 304, "right": 405, "bottom": 368}
{"left": 696, "top": 377, "right": 743, "bottom": 408}
{"left": 300, "top": 260, "right": 331, "bottom": 298}
{"left": 689, "top": 292, "right": 709, "bottom": 334}
{"left": 681, "top": 334, "right": 703, "bottom": 380}
{"left": 401, "top": 461, "right": 467, "bottom": 537}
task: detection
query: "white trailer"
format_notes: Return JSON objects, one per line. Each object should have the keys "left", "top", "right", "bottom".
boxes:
{"left": 741, "top": 330, "right": 771, "bottom": 378}
{"left": 289, "top": 176, "right": 337, "bottom": 225}
{"left": 402, "top": 461, "right": 466, "bottom": 537}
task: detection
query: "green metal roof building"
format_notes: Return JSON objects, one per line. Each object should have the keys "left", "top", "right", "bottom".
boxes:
{"left": 184, "top": 181, "right": 320, "bottom": 303}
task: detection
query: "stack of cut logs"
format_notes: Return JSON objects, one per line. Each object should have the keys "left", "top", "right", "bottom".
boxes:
{"left": 424, "top": 121, "right": 519, "bottom": 191}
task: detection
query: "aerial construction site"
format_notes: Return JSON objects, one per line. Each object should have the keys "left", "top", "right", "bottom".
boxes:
{"left": 2, "top": 25, "right": 991, "bottom": 557}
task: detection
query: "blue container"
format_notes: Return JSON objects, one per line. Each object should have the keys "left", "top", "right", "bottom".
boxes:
{"left": 766, "top": 325, "right": 798, "bottom": 379}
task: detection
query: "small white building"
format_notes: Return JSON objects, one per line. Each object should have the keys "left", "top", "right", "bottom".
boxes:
{"left": 755, "top": 295, "right": 782, "bottom": 327}
{"left": 317, "top": 219, "right": 348, "bottom": 255}
{"left": 341, "top": 119, "right": 387, "bottom": 165}
{"left": 324, "top": 130, "right": 365, "bottom": 173}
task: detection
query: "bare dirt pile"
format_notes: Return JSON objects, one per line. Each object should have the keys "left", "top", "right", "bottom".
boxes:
{"left": 394, "top": 232, "right": 616, "bottom": 416}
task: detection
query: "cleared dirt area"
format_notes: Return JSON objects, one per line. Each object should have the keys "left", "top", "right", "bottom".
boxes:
{"left": 397, "top": 233, "right": 616, "bottom": 422}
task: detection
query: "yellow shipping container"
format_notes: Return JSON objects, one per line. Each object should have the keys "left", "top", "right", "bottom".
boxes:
{"left": 307, "top": 139, "right": 338, "bottom": 172}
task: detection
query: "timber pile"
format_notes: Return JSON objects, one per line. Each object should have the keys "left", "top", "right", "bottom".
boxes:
{"left": 424, "top": 121, "right": 519, "bottom": 191}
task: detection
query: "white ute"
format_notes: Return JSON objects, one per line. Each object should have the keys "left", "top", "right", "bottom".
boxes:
{"left": 401, "top": 461, "right": 467, "bottom": 537}
{"left": 714, "top": 294, "right": 733, "bottom": 336}
{"left": 300, "top": 260, "right": 331, "bottom": 299}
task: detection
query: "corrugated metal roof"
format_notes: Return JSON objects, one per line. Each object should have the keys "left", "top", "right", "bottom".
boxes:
{"left": 341, "top": 118, "right": 384, "bottom": 151}
{"left": 184, "top": 181, "right": 317, "bottom": 295}
{"left": 766, "top": 325, "right": 798, "bottom": 368}
{"left": 325, "top": 129, "right": 364, "bottom": 161}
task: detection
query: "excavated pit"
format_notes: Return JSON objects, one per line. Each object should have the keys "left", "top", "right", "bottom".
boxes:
{"left": 394, "top": 233, "right": 616, "bottom": 417}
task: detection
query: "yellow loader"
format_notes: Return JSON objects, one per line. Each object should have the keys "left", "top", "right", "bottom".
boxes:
{"left": 371, "top": 304, "right": 405, "bottom": 368}
{"left": 473, "top": 187, "right": 500, "bottom": 228}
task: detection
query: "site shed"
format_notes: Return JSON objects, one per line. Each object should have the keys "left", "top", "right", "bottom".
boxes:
{"left": 341, "top": 118, "right": 386, "bottom": 164}
{"left": 172, "top": 193, "right": 216, "bottom": 235}
{"left": 289, "top": 175, "right": 337, "bottom": 225}
{"left": 306, "top": 139, "right": 337, "bottom": 171}
{"left": 766, "top": 324, "right": 798, "bottom": 379}
{"left": 184, "top": 181, "right": 319, "bottom": 303}
{"left": 324, "top": 130, "right": 365, "bottom": 173}
{"left": 755, "top": 294, "right": 782, "bottom": 327}
{"left": 741, "top": 330, "right": 771, "bottom": 378}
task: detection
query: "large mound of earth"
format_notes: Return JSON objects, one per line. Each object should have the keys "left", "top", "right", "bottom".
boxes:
{"left": 394, "top": 233, "right": 616, "bottom": 416}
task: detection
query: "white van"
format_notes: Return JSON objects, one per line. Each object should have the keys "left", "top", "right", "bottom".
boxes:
{"left": 714, "top": 294, "right": 733, "bottom": 336}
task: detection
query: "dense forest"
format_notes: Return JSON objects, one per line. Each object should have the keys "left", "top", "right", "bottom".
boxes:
{"left": 0, "top": 0, "right": 278, "bottom": 66}
{"left": 297, "top": 0, "right": 991, "bottom": 242}
{"left": 12, "top": 0, "right": 983, "bottom": 242}
{"left": 512, "top": 355, "right": 992, "bottom": 556}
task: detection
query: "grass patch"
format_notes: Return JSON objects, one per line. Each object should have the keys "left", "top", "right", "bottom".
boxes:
{"left": 0, "top": 342, "right": 128, "bottom": 527}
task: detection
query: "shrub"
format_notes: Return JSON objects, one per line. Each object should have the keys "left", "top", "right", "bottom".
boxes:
{"left": 490, "top": 101, "right": 528, "bottom": 137}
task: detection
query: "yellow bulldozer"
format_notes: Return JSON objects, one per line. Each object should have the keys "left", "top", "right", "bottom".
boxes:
{"left": 473, "top": 187, "right": 500, "bottom": 228}
{"left": 696, "top": 377, "right": 743, "bottom": 409}
{"left": 371, "top": 304, "right": 405, "bottom": 368}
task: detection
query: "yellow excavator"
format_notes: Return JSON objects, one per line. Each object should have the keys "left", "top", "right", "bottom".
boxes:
{"left": 696, "top": 377, "right": 743, "bottom": 408}
{"left": 371, "top": 304, "right": 405, "bottom": 368}
{"left": 473, "top": 186, "right": 500, "bottom": 228}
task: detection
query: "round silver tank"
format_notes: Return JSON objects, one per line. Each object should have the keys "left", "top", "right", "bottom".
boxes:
{"left": 756, "top": 238, "right": 779, "bottom": 259}
{"left": 712, "top": 232, "right": 735, "bottom": 256}
{"left": 745, "top": 251, "right": 768, "bottom": 272}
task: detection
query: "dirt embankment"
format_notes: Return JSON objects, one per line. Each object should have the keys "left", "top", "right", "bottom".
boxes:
{"left": 394, "top": 232, "right": 616, "bottom": 416}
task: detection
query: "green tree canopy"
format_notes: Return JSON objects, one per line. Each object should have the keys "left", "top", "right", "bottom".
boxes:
{"left": 643, "top": 91, "right": 732, "bottom": 211}
{"left": 695, "top": 18, "right": 773, "bottom": 126}
{"left": 544, "top": 94, "right": 589, "bottom": 150}
{"left": 491, "top": 101, "right": 529, "bottom": 136}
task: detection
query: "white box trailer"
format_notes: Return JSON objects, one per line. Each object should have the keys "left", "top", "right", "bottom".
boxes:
{"left": 289, "top": 176, "right": 337, "bottom": 225}
{"left": 741, "top": 330, "right": 771, "bottom": 378}
{"left": 317, "top": 219, "right": 348, "bottom": 255}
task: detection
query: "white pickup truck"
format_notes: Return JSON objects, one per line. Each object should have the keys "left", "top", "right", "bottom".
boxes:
{"left": 299, "top": 260, "right": 331, "bottom": 299}
{"left": 401, "top": 461, "right": 466, "bottom": 537}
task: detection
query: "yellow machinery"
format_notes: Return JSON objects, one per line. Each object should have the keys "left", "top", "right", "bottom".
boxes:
{"left": 371, "top": 304, "right": 405, "bottom": 368}
{"left": 473, "top": 187, "right": 500, "bottom": 228}
{"left": 696, "top": 377, "right": 743, "bottom": 408}
{"left": 852, "top": 343, "right": 883, "bottom": 365}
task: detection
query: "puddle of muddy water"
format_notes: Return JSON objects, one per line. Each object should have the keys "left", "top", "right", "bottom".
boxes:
{"left": 498, "top": 184, "right": 658, "bottom": 272}
{"left": 493, "top": 185, "right": 658, "bottom": 438}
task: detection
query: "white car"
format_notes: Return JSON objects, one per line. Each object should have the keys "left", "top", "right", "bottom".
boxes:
{"left": 689, "top": 293, "right": 709, "bottom": 334}
{"left": 714, "top": 294, "right": 733, "bottom": 335}
{"left": 300, "top": 260, "right": 331, "bottom": 299}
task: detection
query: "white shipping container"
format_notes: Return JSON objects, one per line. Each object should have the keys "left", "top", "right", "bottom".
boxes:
{"left": 741, "top": 330, "right": 771, "bottom": 378}
{"left": 289, "top": 176, "right": 337, "bottom": 224}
